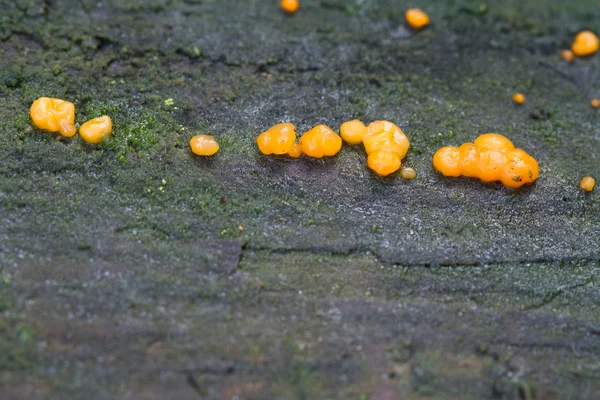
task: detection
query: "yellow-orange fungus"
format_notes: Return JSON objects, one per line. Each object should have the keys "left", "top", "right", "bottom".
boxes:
{"left": 512, "top": 93, "right": 525, "bottom": 105}
{"left": 474, "top": 133, "right": 514, "bottom": 152}
{"left": 256, "top": 123, "right": 297, "bottom": 155}
{"left": 340, "top": 119, "right": 367, "bottom": 145}
{"left": 362, "top": 121, "right": 410, "bottom": 176}
{"left": 405, "top": 9, "right": 430, "bottom": 30}
{"left": 363, "top": 121, "right": 409, "bottom": 158}
{"left": 288, "top": 143, "right": 303, "bottom": 158}
{"left": 591, "top": 99, "right": 600, "bottom": 109}
{"left": 580, "top": 176, "right": 595, "bottom": 192}
{"left": 190, "top": 135, "right": 219, "bottom": 156}
{"left": 280, "top": 0, "right": 299, "bottom": 14}
{"left": 561, "top": 49, "right": 574, "bottom": 63}
{"left": 299, "top": 124, "right": 342, "bottom": 158}
{"left": 400, "top": 167, "right": 417, "bottom": 180}
{"left": 432, "top": 146, "right": 461, "bottom": 177}
{"left": 367, "top": 150, "right": 401, "bottom": 177}
{"left": 30, "top": 97, "right": 77, "bottom": 137}
{"left": 79, "top": 116, "right": 112, "bottom": 144}
{"left": 433, "top": 133, "right": 538, "bottom": 188}
{"left": 571, "top": 30, "right": 599, "bottom": 56}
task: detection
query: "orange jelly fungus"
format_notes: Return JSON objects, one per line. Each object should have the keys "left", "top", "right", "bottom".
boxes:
{"left": 299, "top": 124, "right": 342, "bottom": 158}
{"left": 561, "top": 49, "right": 574, "bottom": 63}
{"left": 571, "top": 30, "right": 599, "bottom": 57}
{"left": 30, "top": 97, "right": 77, "bottom": 137}
{"left": 361, "top": 121, "right": 410, "bottom": 176}
{"left": 288, "top": 143, "right": 303, "bottom": 158}
{"left": 580, "top": 176, "right": 595, "bottom": 192}
{"left": 591, "top": 99, "right": 600, "bottom": 109}
{"left": 79, "top": 116, "right": 112, "bottom": 144}
{"left": 340, "top": 119, "right": 368, "bottom": 145}
{"left": 433, "top": 133, "right": 539, "bottom": 188}
{"left": 512, "top": 93, "right": 525, "bottom": 105}
{"left": 256, "top": 123, "right": 297, "bottom": 155}
{"left": 280, "top": 0, "right": 299, "bottom": 14}
{"left": 190, "top": 135, "right": 219, "bottom": 156}
{"left": 400, "top": 167, "right": 417, "bottom": 180}
{"left": 405, "top": 9, "right": 430, "bottom": 30}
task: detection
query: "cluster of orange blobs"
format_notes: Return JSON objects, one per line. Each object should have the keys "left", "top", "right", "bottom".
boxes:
{"left": 256, "top": 122, "right": 343, "bottom": 160}
{"left": 30, "top": 97, "right": 112, "bottom": 144}
{"left": 433, "top": 133, "right": 539, "bottom": 188}
{"left": 256, "top": 120, "right": 413, "bottom": 178}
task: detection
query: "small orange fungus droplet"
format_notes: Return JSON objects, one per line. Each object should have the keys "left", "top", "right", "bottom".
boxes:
{"left": 288, "top": 143, "right": 303, "bottom": 158}
{"left": 580, "top": 176, "right": 595, "bottom": 192}
{"left": 590, "top": 99, "right": 600, "bottom": 109}
{"left": 190, "top": 135, "right": 219, "bottom": 156}
{"left": 571, "top": 30, "right": 599, "bottom": 57}
{"left": 433, "top": 133, "right": 538, "bottom": 188}
{"left": 299, "top": 124, "right": 342, "bottom": 158}
{"left": 340, "top": 119, "right": 368, "bottom": 145}
{"left": 405, "top": 9, "right": 430, "bottom": 30}
{"left": 79, "top": 115, "right": 112, "bottom": 144}
{"left": 280, "top": 0, "right": 299, "bottom": 14}
{"left": 256, "top": 123, "right": 297, "bottom": 155}
{"left": 513, "top": 93, "right": 525, "bottom": 105}
{"left": 30, "top": 97, "right": 77, "bottom": 137}
{"left": 561, "top": 49, "right": 574, "bottom": 63}
{"left": 400, "top": 167, "right": 417, "bottom": 180}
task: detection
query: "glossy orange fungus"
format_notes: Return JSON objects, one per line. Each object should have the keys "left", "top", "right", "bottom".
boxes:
{"left": 433, "top": 133, "right": 539, "bottom": 188}
{"left": 280, "top": 0, "right": 299, "bottom": 14}
{"left": 513, "top": 93, "right": 525, "bottom": 105}
{"left": 299, "top": 124, "right": 342, "bottom": 158}
{"left": 363, "top": 121, "right": 410, "bottom": 177}
{"left": 405, "top": 9, "right": 430, "bottom": 30}
{"left": 190, "top": 135, "right": 220, "bottom": 156}
{"left": 30, "top": 97, "right": 77, "bottom": 137}
{"left": 340, "top": 119, "right": 368, "bottom": 145}
{"left": 580, "top": 176, "right": 595, "bottom": 192}
{"left": 256, "top": 123, "right": 297, "bottom": 155}
{"left": 571, "top": 31, "right": 599, "bottom": 57}
{"left": 79, "top": 116, "right": 112, "bottom": 144}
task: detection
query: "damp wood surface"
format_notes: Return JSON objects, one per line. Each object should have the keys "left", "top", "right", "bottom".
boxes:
{"left": 0, "top": 1, "right": 599, "bottom": 399}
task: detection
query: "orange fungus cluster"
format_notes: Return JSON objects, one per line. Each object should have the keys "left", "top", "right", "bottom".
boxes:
{"left": 30, "top": 97, "right": 77, "bottom": 138}
{"left": 363, "top": 121, "right": 410, "bottom": 177}
{"left": 433, "top": 133, "right": 539, "bottom": 188}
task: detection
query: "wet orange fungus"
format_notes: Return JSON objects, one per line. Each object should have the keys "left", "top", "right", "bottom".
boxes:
{"left": 571, "top": 30, "right": 599, "bottom": 57}
{"left": 79, "top": 116, "right": 112, "bottom": 144}
{"left": 405, "top": 9, "right": 430, "bottom": 30}
{"left": 190, "top": 135, "right": 220, "bottom": 156}
{"left": 256, "top": 123, "right": 297, "bottom": 155}
{"left": 591, "top": 99, "right": 600, "bottom": 109}
{"left": 580, "top": 176, "right": 595, "bottom": 192}
{"left": 340, "top": 119, "right": 368, "bottom": 145}
{"left": 280, "top": 0, "right": 299, "bottom": 14}
{"left": 513, "top": 93, "right": 525, "bottom": 104}
{"left": 561, "top": 49, "right": 574, "bottom": 63}
{"left": 433, "top": 133, "right": 539, "bottom": 188}
{"left": 362, "top": 121, "right": 410, "bottom": 176}
{"left": 299, "top": 124, "right": 342, "bottom": 158}
{"left": 30, "top": 97, "right": 77, "bottom": 137}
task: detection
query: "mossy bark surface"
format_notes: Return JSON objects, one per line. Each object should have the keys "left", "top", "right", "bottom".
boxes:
{"left": 1, "top": 1, "right": 599, "bottom": 399}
